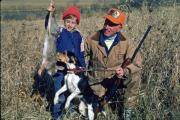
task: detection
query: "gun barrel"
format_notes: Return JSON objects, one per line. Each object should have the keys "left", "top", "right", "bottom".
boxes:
{"left": 131, "top": 25, "right": 152, "bottom": 61}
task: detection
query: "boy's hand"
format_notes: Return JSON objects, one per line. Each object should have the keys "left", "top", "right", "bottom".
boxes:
{"left": 47, "top": 2, "right": 55, "bottom": 12}
{"left": 38, "top": 68, "right": 43, "bottom": 75}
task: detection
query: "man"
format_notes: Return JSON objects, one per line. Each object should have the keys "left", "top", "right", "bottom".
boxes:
{"left": 85, "top": 8, "right": 142, "bottom": 119}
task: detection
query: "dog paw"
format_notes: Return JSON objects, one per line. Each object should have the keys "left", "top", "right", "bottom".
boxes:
{"left": 65, "top": 102, "right": 70, "bottom": 109}
{"left": 54, "top": 96, "right": 59, "bottom": 104}
{"left": 102, "top": 111, "right": 106, "bottom": 117}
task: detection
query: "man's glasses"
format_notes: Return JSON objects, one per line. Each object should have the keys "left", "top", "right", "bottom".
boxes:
{"left": 104, "top": 19, "right": 119, "bottom": 27}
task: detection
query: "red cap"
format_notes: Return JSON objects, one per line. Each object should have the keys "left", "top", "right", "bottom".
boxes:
{"left": 62, "top": 6, "right": 81, "bottom": 24}
{"left": 104, "top": 8, "right": 126, "bottom": 25}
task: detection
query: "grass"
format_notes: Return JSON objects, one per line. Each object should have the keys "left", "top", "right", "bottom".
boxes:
{"left": 1, "top": 3, "right": 180, "bottom": 120}
{"left": 1, "top": 0, "right": 89, "bottom": 10}
{"left": 1, "top": 0, "right": 117, "bottom": 21}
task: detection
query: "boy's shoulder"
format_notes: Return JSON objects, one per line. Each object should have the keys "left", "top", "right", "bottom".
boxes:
{"left": 72, "top": 28, "right": 82, "bottom": 34}
{"left": 72, "top": 28, "right": 84, "bottom": 39}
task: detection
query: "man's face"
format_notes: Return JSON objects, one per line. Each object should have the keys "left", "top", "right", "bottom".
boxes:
{"left": 103, "top": 19, "right": 122, "bottom": 37}
{"left": 64, "top": 17, "right": 77, "bottom": 31}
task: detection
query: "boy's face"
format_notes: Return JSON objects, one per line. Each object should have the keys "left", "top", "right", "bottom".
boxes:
{"left": 64, "top": 17, "right": 77, "bottom": 31}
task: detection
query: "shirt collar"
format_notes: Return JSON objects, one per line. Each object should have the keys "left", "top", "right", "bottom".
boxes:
{"left": 60, "top": 25, "right": 79, "bottom": 32}
{"left": 99, "top": 30, "right": 121, "bottom": 47}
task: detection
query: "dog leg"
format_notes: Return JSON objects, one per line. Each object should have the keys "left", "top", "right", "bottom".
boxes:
{"left": 54, "top": 84, "right": 67, "bottom": 104}
{"left": 79, "top": 100, "right": 87, "bottom": 117}
{"left": 101, "top": 110, "right": 107, "bottom": 117}
{"left": 87, "top": 104, "right": 94, "bottom": 120}
{"left": 65, "top": 91, "right": 80, "bottom": 109}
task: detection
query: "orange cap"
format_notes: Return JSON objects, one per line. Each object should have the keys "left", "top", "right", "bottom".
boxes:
{"left": 104, "top": 8, "right": 126, "bottom": 25}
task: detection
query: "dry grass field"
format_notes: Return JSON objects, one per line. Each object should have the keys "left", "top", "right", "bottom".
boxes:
{"left": 1, "top": 0, "right": 91, "bottom": 10}
{"left": 1, "top": 1, "right": 180, "bottom": 120}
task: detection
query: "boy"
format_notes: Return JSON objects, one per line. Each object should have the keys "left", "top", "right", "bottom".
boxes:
{"left": 39, "top": 3, "right": 85, "bottom": 120}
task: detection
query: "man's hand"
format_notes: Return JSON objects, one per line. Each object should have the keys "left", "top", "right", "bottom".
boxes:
{"left": 47, "top": 2, "right": 55, "bottom": 12}
{"left": 115, "top": 67, "right": 125, "bottom": 78}
{"left": 38, "top": 68, "right": 43, "bottom": 76}
{"left": 116, "top": 66, "right": 130, "bottom": 78}
{"left": 38, "top": 61, "right": 48, "bottom": 75}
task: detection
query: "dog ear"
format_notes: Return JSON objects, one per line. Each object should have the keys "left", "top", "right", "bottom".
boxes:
{"left": 70, "top": 56, "right": 76, "bottom": 64}
{"left": 56, "top": 52, "right": 61, "bottom": 61}
{"left": 64, "top": 51, "right": 69, "bottom": 62}
{"left": 67, "top": 51, "right": 73, "bottom": 57}
{"left": 66, "top": 51, "right": 76, "bottom": 64}
{"left": 64, "top": 51, "right": 67, "bottom": 56}
{"left": 67, "top": 51, "right": 80, "bottom": 65}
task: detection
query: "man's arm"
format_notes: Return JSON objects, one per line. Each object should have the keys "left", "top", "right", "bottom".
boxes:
{"left": 125, "top": 40, "right": 143, "bottom": 74}
{"left": 115, "top": 40, "right": 142, "bottom": 78}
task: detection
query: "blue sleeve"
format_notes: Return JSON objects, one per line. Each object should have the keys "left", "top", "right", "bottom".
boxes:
{"left": 78, "top": 33, "right": 86, "bottom": 68}
{"left": 45, "top": 12, "right": 50, "bottom": 30}
{"left": 78, "top": 51, "right": 86, "bottom": 67}
{"left": 56, "top": 37, "right": 61, "bottom": 53}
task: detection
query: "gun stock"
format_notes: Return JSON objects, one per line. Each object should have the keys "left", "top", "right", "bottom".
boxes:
{"left": 121, "top": 58, "right": 132, "bottom": 69}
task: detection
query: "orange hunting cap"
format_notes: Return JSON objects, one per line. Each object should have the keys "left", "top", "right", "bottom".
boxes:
{"left": 104, "top": 8, "right": 126, "bottom": 25}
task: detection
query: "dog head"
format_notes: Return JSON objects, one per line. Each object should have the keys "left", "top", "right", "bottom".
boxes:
{"left": 56, "top": 51, "right": 79, "bottom": 65}
{"left": 56, "top": 51, "right": 79, "bottom": 73}
{"left": 56, "top": 51, "right": 69, "bottom": 63}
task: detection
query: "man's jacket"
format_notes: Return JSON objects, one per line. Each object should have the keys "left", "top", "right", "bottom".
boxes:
{"left": 85, "top": 30, "right": 142, "bottom": 83}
